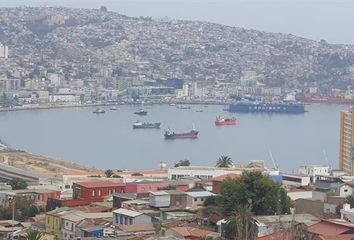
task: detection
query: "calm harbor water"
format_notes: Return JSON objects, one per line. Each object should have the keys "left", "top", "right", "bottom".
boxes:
{"left": 0, "top": 104, "right": 348, "bottom": 171}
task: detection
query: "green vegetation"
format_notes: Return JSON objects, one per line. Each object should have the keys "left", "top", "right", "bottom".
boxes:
{"left": 204, "top": 171, "right": 291, "bottom": 239}
{"left": 0, "top": 196, "right": 37, "bottom": 221}
{"left": 9, "top": 178, "right": 28, "bottom": 190}
{"left": 25, "top": 230, "right": 44, "bottom": 240}
{"left": 104, "top": 169, "right": 114, "bottom": 178}
{"left": 225, "top": 205, "right": 258, "bottom": 240}
{"left": 216, "top": 155, "right": 233, "bottom": 168}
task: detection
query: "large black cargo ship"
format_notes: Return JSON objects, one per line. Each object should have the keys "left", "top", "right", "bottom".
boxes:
{"left": 229, "top": 103, "right": 305, "bottom": 113}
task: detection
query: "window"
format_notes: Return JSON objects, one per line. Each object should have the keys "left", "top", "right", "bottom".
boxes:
{"left": 201, "top": 198, "right": 204, "bottom": 201}
{"left": 92, "top": 190, "right": 95, "bottom": 197}
{"left": 120, "top": 215, "right": 123, "bottom": 225}
{"left": 129, "top": 218, "right": 133, "bottom": 225}
{"left": 98, "top": 190, "right": 101, "bottom": 196}
{"left": 194, "top": 198, "right": 197, "bottom": 202}
{"left": 344, "top": 189, "right": 348, "bottom": 192}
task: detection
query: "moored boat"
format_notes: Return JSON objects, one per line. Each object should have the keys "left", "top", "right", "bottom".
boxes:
{"left": 93, "top": 108, "right": 105, "bottom": 114}
{"left": 164, "top": 128, "right": 199, "bottom": 139}
{"left": 133, "top": 121, "right": 161, "bottom": 129}
{"left": 229, "top": 102, "right": 305, "bottom": 114}
{"left": 110, "top": 106, "right": 118, "bottom": 110}
{"left": 215, "top": 116, "right": 236, "bottom": 126}
{"left": 134, "top": 108, "right": 147, "bottom": 115}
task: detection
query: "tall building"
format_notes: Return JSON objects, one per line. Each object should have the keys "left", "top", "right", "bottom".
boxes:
{"left": 339, "top": 107, "right": 354, "bottom": 175}
{"left": 0, "top": 43, "right": 8, "bottom": 59}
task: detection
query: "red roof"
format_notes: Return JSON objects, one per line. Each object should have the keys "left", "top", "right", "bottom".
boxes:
{"left": 212, "top": 173, "right": 241, "bottom": 182}
{"left": 258, "top": 231, "right": 293, "bottom": 240}
{"left": 74, "top": 180, "right": 125, "bottom": 188}
{"left": 307, "top": 220, "right": 352, "bottom": 236}
{"left": 316, "top": 235, "right": 354, "bottom": 240}
{"left": 170, "top": 226, "right": 213, "bottom": 238}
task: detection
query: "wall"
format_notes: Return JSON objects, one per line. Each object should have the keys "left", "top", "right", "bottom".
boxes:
{"left": 295, "top": 199, "right": 324, "bottom": 218}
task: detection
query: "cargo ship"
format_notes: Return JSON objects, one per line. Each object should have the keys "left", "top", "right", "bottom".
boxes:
{"left": 133, "top": 121, "right": 161, "bottom": 129}
{"left": 93, "top": 108, "right": 105, "bottom": 114}
{"left": 229, "top": 103, "right": 305, "bottom": 113}
{"left": 215, "top": 116, "right": 236, "bottom": 126}
{"left": 296, "top": 95, "right": 354, "bottom": 105}
{"left": 164, "top": 128, "right": 199, "bottom": 139}
{"left": 134, "top": 109, "right": 147, "bottom": 115}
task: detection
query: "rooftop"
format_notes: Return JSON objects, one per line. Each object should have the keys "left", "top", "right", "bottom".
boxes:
{"left": 113, "top": 208, "right": 143, "bottom": 217}
{"left": 186, "top": 191, "right": 215, "bottom": 198}
{"left": 74, "top": 180, "right": 125, "bottom": 188}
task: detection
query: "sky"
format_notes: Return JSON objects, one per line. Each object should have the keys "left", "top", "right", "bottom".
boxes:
{"left": 2, "top": 0, "right": 354, "bottom": 44}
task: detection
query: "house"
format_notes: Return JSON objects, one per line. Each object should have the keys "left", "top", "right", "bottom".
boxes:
{"left": 166, "top": 226, "right": 217, "bottom": 240}
{"left": 149, "top": 191, "right": 170, "bottom": 208}
{"left": 168, "top": 190, "right": 187, "bottom": 209}
{"left": 125, "top": 181, "right": 169, "bottom": 194}
{"left": 113, "top": 208, "right": 152, "bottom": 226}
{"left": 45, "top": 207, "right": 73, "bottom": 239}
{"left": 168, "top": 161, "right": 279, "bottom": 180}
{"left": 113, "top": 193, "right": 138, "bottom": 209}
{"left": 280, "top": 173, "right": 311, "bottom": 187}
{"left": 307, "top": 219, "right": 354, "bottom": 236}
{"left": 298, "top": 165, "right": 330, "bottom": 183}
{"left": 211, "top": 173, "right": 240, "bottom": 194}
{"left": 75, "top": 219, "right": 111, "bottom": 238}
{"left": 286, "top": 186, "right": 313, "bottom": 200}
{"left": 186, "top": 191, "right": 215, "bottom": 209}
{"left": 314, "top": 175, "right": 353, "bottom": 201}
{"left": 254, "top": 213, "right": 320, "bottom": 237}
{"left": 73, "top": 180, "right": 126, "bottom": 200}
{"left": 148, "top": 190, "right": 188, "bottom": 209}
{"left": 0, "top": 189, "right": 60, "bottom": 210}
{"left": 61, "top": 211, "right": 112, "bottom": 239}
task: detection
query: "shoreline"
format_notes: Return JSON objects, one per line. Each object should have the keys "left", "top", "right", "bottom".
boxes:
{"left": 0, "top": 100, "right": 229, "bottom": 113}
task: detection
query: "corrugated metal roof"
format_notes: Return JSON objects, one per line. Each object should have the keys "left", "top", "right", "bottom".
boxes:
{"left": 113, "top": 208, "right": 143, "bottom": 217}
{"left": 186, "top": 191, "right": 215, "bottom": 198}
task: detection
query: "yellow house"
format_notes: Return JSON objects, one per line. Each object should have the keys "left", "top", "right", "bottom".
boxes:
{"left": 45, "top": 207, "right": 72, "bottom": 240}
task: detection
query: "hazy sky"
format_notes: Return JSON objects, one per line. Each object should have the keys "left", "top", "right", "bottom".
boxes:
{"left": 2, "top": 0, "right": 354, "bottom": 44}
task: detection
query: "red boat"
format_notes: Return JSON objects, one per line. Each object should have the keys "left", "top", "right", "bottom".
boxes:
{"left": 296, "top": 95, "right": 354, "bottom": 105}
{"left": 215, "top": 116, "right": 237, "bottom": 126}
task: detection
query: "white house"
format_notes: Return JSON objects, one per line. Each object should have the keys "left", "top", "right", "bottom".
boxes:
{"left": 149, "top": 191, "right": 170, "bottom": 208}
{"left": 186, "top": 191, "right": 215, "bottom": 209}
{"left": 113, "top": 208, "right": 151, "bottom": 226}
{"left": 281, "top": 173, "right": 311, "bottom": 187}
{"left": 168, "top": 161, "right": 279, "bottom": 180}
{"left": 298, "top": 165, "right": 329, "bottom": 183}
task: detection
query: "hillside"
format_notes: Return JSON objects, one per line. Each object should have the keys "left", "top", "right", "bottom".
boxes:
{"left": 0, "top": 6, "right": 353, "bottom": 90}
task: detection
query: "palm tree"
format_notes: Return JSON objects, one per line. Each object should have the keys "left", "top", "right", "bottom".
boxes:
{"left": 225, "top": 205, "right": 258, "bottom": 240}
{"left": 104, "top": 169, "right": 114, "bottom": 178}
{"left": 25, "top": 230, "right": 44, "bottom": 240}
{"left": 216, "top": 155, "right": 233, "bottom": 168}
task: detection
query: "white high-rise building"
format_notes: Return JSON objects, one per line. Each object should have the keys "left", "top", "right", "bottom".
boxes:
{"left": 0, "top": 43, "right": 8, "bottom": 59}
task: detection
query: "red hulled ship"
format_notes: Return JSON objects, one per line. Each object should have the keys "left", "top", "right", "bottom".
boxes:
{"left": 215, "top": 116, "right": 237, "bottom": 126}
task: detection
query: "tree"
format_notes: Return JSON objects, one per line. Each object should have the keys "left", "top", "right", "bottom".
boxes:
{"left": 218, "top": 171, "right": 291, "bottom": 216}
{"left": 28, "top": 205, "right": 39, "bottom": 217}
{"left": 216, "top": 155, "right": 232, "bottom": 168}
{"left": 346, "top": 195, "right": 354, "bottom": 207}
{"left": 104, "top": 169, "right": 114, "bottom": 178}
{"left": 225, "top": 205, "right": 258, "bottom": 240}
{"left": 9, "top": 178, "right": 28, "bottom": 190}
{"left": 25, "top": 230, "right": 44, "bottom": 240}
{"left": 174, "top": 159, "right": 190, "bottom": 167}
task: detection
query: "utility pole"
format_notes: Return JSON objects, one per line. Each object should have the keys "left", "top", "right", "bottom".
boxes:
{"left": 9, "top": 195, "right": 15, "bottom": 240}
